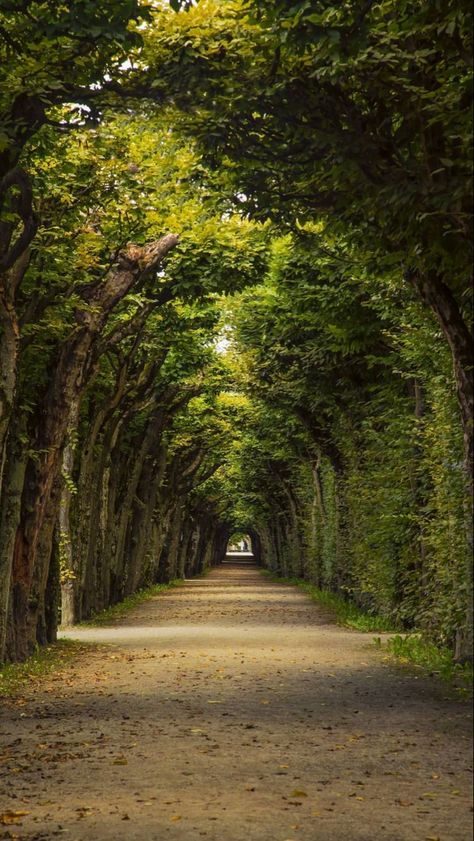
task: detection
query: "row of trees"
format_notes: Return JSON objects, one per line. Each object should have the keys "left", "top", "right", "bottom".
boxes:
{"left": 218, "top": 233, "right": 469, "bottom": 653}
{"left": 0, "top": 106, "right": 264, "bottom": 659}
{"left": 0, "top": 0, "right": 267, "bottom": 661}
{"left": 0, "top": 0, "right": 472, "bottom": 661}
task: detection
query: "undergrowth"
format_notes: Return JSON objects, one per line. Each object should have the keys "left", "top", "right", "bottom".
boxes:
{"left": 263, "top": 572, "right": 396, "bottom": 632}
{"left": 0, "top": 639, "right": 88, "bottom": 698}
{"left": 80, "top": 579, "right": 184, "bottom": 626}
{"left": 379, "top": 634, "right": 473, "bottom": 697}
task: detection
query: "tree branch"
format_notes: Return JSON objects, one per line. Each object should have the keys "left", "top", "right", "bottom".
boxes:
{"left": 0, "top": 167, "right": 38, "bottom": 272}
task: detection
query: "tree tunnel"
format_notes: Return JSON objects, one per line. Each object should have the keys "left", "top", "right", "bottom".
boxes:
{"left": 1, "top": 0, "right": 471, "bottom": 667}
{"left": 218, "top": 526, "right": 262, "bottom": 566}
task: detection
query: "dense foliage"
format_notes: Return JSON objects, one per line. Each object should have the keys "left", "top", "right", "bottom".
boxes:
{"left": 0, "top": 0, "right": 472, "bottom": 662}
{"left": 217, "top": 234, "right": 469, "bottom": 648}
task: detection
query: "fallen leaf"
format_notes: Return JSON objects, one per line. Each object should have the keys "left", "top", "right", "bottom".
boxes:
{"left": 0, "top": 812, "right": 30, "bottom": 825}
{"left": 291, "top": 790, "right": 308, "bottom": 798}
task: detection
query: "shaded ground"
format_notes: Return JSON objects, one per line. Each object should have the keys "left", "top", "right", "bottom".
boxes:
{"left": 1, "top": 564, "right": 472, "bottom": 841}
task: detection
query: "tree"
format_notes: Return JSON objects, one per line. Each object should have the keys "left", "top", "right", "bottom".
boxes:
{"left": 146, "top": 0, "right": 473, "bottom": 482}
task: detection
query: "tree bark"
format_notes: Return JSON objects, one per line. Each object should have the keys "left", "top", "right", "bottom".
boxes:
{"left": 0, "top": 424, "right": 27, "bottom": 662}
{"left": 0, "top": 288, "right": 18, "bottom": 489}
{"left": 58, "top": 400, "right": 79, "bottom": 627}
{"left": 310, "top": 457, "right": 325, "bottom": 586}
{"left": 0, "top": 250, "right": 30, "bottom": 491}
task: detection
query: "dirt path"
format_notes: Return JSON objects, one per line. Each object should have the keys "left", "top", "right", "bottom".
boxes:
{"left": 1, "top": 565, "right": 472, "bottom": 841}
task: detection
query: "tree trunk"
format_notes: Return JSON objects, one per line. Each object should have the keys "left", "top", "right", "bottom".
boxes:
{"left": 0, "top": 166, "right": 36, "bottom": 477}
{"left": 310, "top": 457, "right": 325, "bottom": 586}
{"left": 165, "top": 504, "right": 184, "bottom": 581}
{"left": 0, "top": 426, "right": 27, "bottom": 662}
{"left": 104, "top": 412, "right": 165, "bottom": 602}
{"left": 58, "top": 401, "right": 79, "bottom": 626}
{"left": 0, "top": 289, "right": 18, "bottom": 490}
{"left": 79, "top": 412, "right": 124, "bottom": 619}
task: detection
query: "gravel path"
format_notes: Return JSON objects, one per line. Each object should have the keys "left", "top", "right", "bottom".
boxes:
{"left": 1, "top": 564, "right": 472, "bottom": 841}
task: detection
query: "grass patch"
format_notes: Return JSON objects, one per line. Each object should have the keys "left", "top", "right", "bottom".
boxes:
{"left": 381, "top": 634, "right": 473, "bottom": 697}
{"left": 79, "top": 579, "right": 184, "bottom": 627}
{"left": 263, "top": 571, "right": 396, "bottom": 632}
{"left": 0, "top": 639, "right": 89, "bottom": 699}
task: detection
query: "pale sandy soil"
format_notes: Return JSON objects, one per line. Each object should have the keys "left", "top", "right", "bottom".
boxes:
{"left": 0, "top": 564, "right": 472, "bottom": 841}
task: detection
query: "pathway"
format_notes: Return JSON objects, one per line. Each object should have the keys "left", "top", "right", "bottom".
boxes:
{"left": 1, "top": 565, "right": 472, "bottom": 840}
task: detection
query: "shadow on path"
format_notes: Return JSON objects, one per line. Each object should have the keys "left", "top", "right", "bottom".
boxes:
{"left": 1, "top": 564, "right": 472, "bottom": 841}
